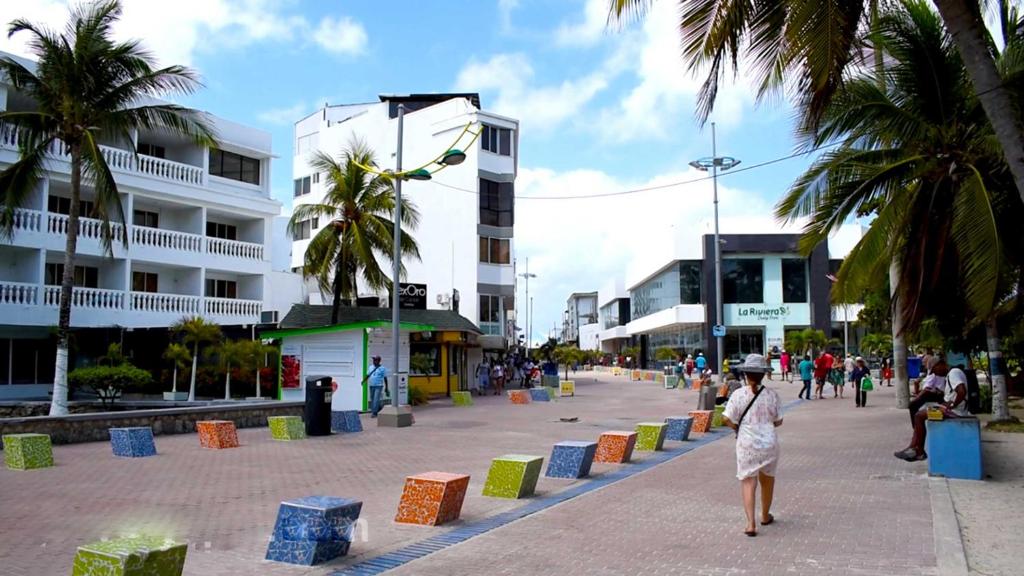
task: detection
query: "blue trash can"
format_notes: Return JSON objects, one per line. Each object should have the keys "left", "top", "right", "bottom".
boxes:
{"left": 907, "top": 357, "right": 922, "bottom": 379}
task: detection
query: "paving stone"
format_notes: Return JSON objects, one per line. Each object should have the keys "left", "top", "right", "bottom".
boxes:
{"left": 3, "top": 433, "right": 53, "bottom": 470}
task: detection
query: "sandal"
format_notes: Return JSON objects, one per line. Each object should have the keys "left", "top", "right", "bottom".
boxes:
{"left": 761, "top": 514, "right": 774, "bottom": 526}
{"left": 744, "top": 529, "right": 757, "bottom": 537}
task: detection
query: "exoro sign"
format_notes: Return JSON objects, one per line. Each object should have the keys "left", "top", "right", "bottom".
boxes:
{"left": 397, "top": 283, "right": 427, "bottom": 309}
{"left": 737, "top": 305, "right": 791, "bottom": 321}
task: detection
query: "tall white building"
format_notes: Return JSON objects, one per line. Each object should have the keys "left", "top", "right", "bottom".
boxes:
{"left": 290, "top": 94, "right": 519, "bottom": 354}
{"left": 0, "top": 51, "right": 301, "bottom": 394}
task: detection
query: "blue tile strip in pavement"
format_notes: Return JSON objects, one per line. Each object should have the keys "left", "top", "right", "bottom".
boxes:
{"left": 329, "top": 398, "right": 803, "bottom": 576}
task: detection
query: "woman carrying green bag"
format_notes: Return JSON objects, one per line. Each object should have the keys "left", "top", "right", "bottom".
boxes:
{"left": 851, "top": 357, "right": 873, "bottom": 407}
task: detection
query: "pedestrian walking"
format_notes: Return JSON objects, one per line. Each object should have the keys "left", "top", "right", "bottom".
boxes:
{"left": 850, "top": 356, "right": 872, "bottom": 407}
{"left": 491, "top": 361, "right": 505, "bottom": 396}
{"left": 882, "top": 358, "right": 894, "bottom": 386}
{"left": 685, "top": 354, "right": 695, "bottom": 377}
{"left": 365, "top": 355, "right": 388, "bottom": 418}
{"left": 722, "top": 353, "right": 784, "bottom": 537}
{"left": 812, "top": 351, "right": 832, "bottom": 399}
{"left": 780, "top": 350, "right": 791, "bottom": 382}
{"left": 798, "top": 354, "right": 814, "bottom": 400}
{"left": 475, "top": 360, "right": 490, "bottom": 396}
{"left": 695, "top": 352, "right": 707, "bottom": 373}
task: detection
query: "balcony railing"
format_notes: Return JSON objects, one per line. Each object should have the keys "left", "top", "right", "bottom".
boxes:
{"left": 43, "top": 285, "right": 125, "bottom": 310}
{"left": 133, "top": 226, "right": 203, "bottom": 253}
{"left": 205, "top": 297, "right": 262, "bottom": 318}
{"left": 2, "top": 125, "right": 205, "bottom": 187}
{"left": 206, "top": 237, "right": 263, "bottom": 261}
{"left": 46, "top": 213, "right": 123, "bottom": 242}
{"left": 0, "top": 281, "right": 38, "bottom": 305}
{"left": 11, "top": 208, "right": 42, "bottom": 233}
{"left": 130, "top": 292, "right": 202, "bottom": 316}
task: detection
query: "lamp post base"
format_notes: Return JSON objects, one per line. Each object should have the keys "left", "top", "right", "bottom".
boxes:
{"left": 377, "top": 404, "right": 414, "bottom": 428}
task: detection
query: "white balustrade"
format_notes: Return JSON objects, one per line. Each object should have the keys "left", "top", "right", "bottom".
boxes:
{"left": 46, "top": 213, "right": 123, "bottom": 242}
{"left": 11, "top": 208, "right": 42, "bottom": 232}
{"left": 0, "top": 124, "right": 18, "bottom": 149}
{"left": 42, "top": 285, "right": 124, "bottom": 309}
{"left": 132, "top": 226, "right": 203, "bottom": 253}
{"left": 206, "top": 237, "right": 264, "bottom": 261}
{"left": 0, "top": 282, "right": 38, "bottom": 305}
{"left": 130, "top": 292, "right": 201, "bottom": 315}
{"left": 205, "top": 297, "right": 261, "bottom": 318}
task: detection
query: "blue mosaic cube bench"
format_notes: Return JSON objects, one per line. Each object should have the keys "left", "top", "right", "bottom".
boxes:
{"left": 109, "top": 427, "right": 157, "bottom": 458}
{"left": 664, "top": 416, "right": 694, "bottom": 442}
{"left": 925, "top": 418, "right": 983, "bottom": 480}
{"left": 265, "top": 496, "right": 363, "bottom": 566}
{"left": 330, "top": 411, "right": 362, "bottom": 433}
{"left": 529, "top": 388, "right": 551, "bottom": 402}
{"left": 545, "top": 441, "right": 597, "bottom": 479}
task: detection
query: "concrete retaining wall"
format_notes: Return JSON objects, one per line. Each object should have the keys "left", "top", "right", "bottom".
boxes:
{"left": 0, "top": 401, "right": 305, "bottom": 445}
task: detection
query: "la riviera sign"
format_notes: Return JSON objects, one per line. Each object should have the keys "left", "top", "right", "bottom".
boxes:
{"left": 737, "top": 305, "right": 792, "bottom": 321}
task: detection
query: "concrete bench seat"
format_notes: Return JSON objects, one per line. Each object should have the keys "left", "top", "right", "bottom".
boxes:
{"left": 594, "top": 431, "right": 637, "bottom": 464}
{"left": 508, "top": 390, "right": 531, "bottom": 405}
{"left": 196, "top": 420, "right": 239, "bottom": 449}
{"left": 452, "top": 391, "right": 474, "bottom": 406}
{"left": 482, "top": 455, "right": 544, "bottom": 499}
{"left": 265, "top": 496, "right": 363, "bottom": 565}
{"left": 664, "top": 417, "right": 694, "bottom": 441}
{"left": 688, "top": 410, "right": 713, "bottom": 434}
{"left": 72, "top": 535, "right": 186, "bottom": 575}
{"left": 330, "top": 411, "right": 363, "bottom": 433}
{"left": 925, "top": 418, "right": 983, "bottom": 480}
{"left": 529, "top": 388, "right": 550, "bottom": 402}
{"left": 3, "top": 433, "right": 53, "bottom": 470}
{"left": 546, "top": 441, "right": 597, "bottom": 479}
{"left": 109, "top": 427, "right": 157, "bottom": 458}
{"left": 268, "top": 416, "right": 306, "bottom": 440}
{"left": 635, "top": 423, "right": 668, "bottom": 451}
{"left": 395, "top": 471, "right": 471, "bottom": 526}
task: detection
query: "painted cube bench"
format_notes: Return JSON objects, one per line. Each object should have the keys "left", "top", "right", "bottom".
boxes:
{"left": 196, "top": 420, "right": 239, "bottom": 449}
{"left": 482, "top": 454, "right": 544, "bottom": 499}
{"left": 594, "top": 431, "right": 637, "bottom": 464}
{"left": 3, "top": 433, "right": 53, "bottom": 470}
{"left": 330, "top": 411, "right": 363, "bottom": 433}
{"left": 395, "top": 471, "right": 471, "bottom": 526}
{"left": 712, "top": 405, "right": 726, "bottom": 428}
{"left": 109, "top": 427, "right": 157, "bottom": 458}
{"left": 265, "top": 496, "right": 363, "bottom": 565}
{"left": 925, "top": 418, "right": 983, "bottom": 480}
{"left": 688, "top": 410, "right": 713, "bottom": 434}
{"left": 541, "top": 375, "right": 560, "bottom": 389}
{"left": 664, "top": 416, "right": 694, "bottom": 442}
{"left": 529, "top": 388, "right": 550, "bottom": 402}
{"left": 544, "top": 386, "right": 558, "bottom": 400}
{"left": 546, "top": 441, "right": 597, "bottom": 479}
{"left": 635, "top": 422, "right": 669, "bottom": 451}
{"left": 268, "top": 416, "right": 306, "bottom": 440}
{"left": 508, "top": 390, "right": 531, "bottom": 405}
{"left": 71, "top": 535, "right": 187, "bottom": 576}
{"left": 664, "top": 375, "right": 679, "bottom": 389}
{"left": 452, "top": 391, "right": 474, "bottom": 407}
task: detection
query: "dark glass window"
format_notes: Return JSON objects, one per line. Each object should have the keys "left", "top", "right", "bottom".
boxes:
{"left": 205, "top": 279, "right": 237, "bottom": 299}
{"left": 782, "top": 258, "right": 808, "bottom": 303}
{"left": 132, "top": 210, "right": 159, "bottom": 228}
{"left": 209, "top": 149, "right": 261, "bottom": 185}
{"left": 410, "top": 344, "right": 442, "bottom": 376}
{"left": 45, "top": 264, "right": 98, "bottom": 288}
{"left": 206, "top": 221, "right": 237, "bottom": 240}
{"left": 481, "top": 125, "right": 512, "bottom": 156}
{"left": 479, "top": 294, "right": 501, "bottom": 323}
{"left": 137, "top": 143, "right": 166, "bottom": 158}
{"left": 48, "top": 196, "right": 95, "bottom": 217}
{"left": 131, "top": 271, "right": 158, "bottom": 293}
{"left": 479, "top": 179, "right": 514, "bottom": 227}
{"left": 679, "top": 261, "right": 702, "bottom": 304}
{"left": 479, "top": 237, "right": 510, "bottom": 264}
{"left": 723, "top": 259, "right": 764, "bottom": 303}
{"left": 293, "top": 176, "right": 311, "bottom": 197}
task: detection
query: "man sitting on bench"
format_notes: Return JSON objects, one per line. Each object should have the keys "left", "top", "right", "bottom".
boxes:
{"left": 894, "top": 361, "right": 969, "bottom": 462}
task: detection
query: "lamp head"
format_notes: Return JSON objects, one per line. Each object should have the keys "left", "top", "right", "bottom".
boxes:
{"left": 440, "top": 149, "right": 466, "bottom": 165}
{"left": 404, "top": 168, "right": 432, "bottom": 181}
{"left": 688, "top": 160, "right": 708, "bottom": 171}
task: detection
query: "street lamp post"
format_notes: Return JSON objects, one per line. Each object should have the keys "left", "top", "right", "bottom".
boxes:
{"left": 519, "top": 258, "right": 536, "bottom": 352}
{"left": 689, "top": 122, "right": 740, "bottom": 382}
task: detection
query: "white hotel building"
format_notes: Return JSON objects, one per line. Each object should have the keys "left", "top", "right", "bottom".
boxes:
{"left": 0, "top": 51, "right": 301, "bottom": 395}
{"left": 291, "top": 94, "right": 519, "bottom": 354}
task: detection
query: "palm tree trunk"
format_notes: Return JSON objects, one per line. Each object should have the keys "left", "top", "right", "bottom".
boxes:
{"left": 172, "top": 365, "right": 178, "bottom": 393}
{"left": 188, "top": 344, "right": 198, "bottom": 402}
{"left": 933, "top": 0, "right": 1024, "bottom": 204}
{"left": 255, "top": 360, "right": 262, "bottom": 399}
{"left": 49, "top": 145, "right": 83, "bottom": 416}
{"left": 224, "top": 363, "right": 231, "bottom": 400}
{"left": 890, "top": 260, "right": 910, "bottom": 409}
{"left": 986, "top": 319, "right": 1012, "bottom": 422}
{"left": 331, "top": 267, "right": 343, "bottom": 324}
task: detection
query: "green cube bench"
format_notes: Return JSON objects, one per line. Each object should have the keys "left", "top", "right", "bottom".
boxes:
{"left": 72, "top": 535, "right": 187, "bottom": 575}
{"left": 268, "top": 416, "right": 306, "bottom": 441}
{"left": 3, "top": 433, "right": 53, "bottom": 470}
{"left": 635, "top": 422, "right": 669, "bottom": 451}
{"left": 452, "top": 391, "right": 474, "bottom": 406}
{"left": 482, "top": 454, "right": 544, "bottom": 499}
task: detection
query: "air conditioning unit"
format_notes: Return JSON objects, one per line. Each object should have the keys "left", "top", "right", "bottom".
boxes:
{"left": 260, "top": 310, "right": 279, "bottom": 324}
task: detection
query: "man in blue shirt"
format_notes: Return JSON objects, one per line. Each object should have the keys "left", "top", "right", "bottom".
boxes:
{"left": 366, "top": 355, "right": 388, "bottom": 417}
{"left": 798, "top": 355, "right": 815, "bottom": 400}
{"left": 695, "top": 353, "right": 707, "bottom": 372}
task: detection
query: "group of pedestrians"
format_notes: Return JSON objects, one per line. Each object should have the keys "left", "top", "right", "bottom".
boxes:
{"left": 473, "top": 355, "right": 544, "bottom": 396}
{"left": 788, "top": 350, "right": 892, "bottom": 406}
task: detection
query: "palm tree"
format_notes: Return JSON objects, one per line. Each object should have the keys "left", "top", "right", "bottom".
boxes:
{"left": 241, "top": 339, "right": 277, "bottom": 399}
{"left": 289, "top": 140, "right": 420, "bottom": 324}
{"left": 208, "top": 339, "right": 248, "bottom": 400}
{"left": 172, "top": 316, "right": 222, "bottom": 402}
{"left": 860, "top": 333, "right": 894, "bottom": 358}
{"left": 0, "top": 1, "right": 215, "bottom": 415}
{"left": 162, "top": 343, "right": 192, "bottom": 399}
{"left": 608, "top": 0, "right": 1024, "bottom": 211}
{"left": 775, "top": 1, "right": 1024, "bottom": 419}
{"left": 784, "top": 328, "right": 830, "bottom": 357}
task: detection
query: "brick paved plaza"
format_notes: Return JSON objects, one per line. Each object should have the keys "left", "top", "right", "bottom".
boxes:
{"left": 0, "top": 371, "right": 1001, "bottom": 575}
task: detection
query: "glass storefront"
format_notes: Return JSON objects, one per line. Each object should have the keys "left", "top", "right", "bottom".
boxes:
{"left": 723, "top": 259, "right": 764, "bottom": 303}
{"left": 724, "top": 327, "right": 765, "bottom": 361}
{"left": 644, "top": 324, "right": 706, "bottom": 366}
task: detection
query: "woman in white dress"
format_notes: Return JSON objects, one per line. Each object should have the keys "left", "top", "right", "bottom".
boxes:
{"left": 723, "top": 353, "right": 784, "bottom": 537}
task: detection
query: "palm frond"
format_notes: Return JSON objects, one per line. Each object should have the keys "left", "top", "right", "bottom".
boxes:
{"left": 950, "top": 164, "right": 1003, "bottom": 318}
{"left": 0, "top": 137, "right": 53, "bottom": 239}
{"left": 81, "top": 130, "right": 127, "bottom": 254}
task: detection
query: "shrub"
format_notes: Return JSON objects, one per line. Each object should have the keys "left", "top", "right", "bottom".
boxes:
{"left": 408, "top": 384, "right": 429, "bottom": 406}
{"left": 69, "top": 365, "right": 154, "bottom": 394}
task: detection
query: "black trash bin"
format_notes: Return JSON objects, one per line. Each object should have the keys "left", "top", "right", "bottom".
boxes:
{"left": 304, "top": 375, "right": 333, "bottom": 436}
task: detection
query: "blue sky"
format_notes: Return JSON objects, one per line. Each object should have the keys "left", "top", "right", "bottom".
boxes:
{"left": 2, "top": 0, "right": 820, "bottom": 345}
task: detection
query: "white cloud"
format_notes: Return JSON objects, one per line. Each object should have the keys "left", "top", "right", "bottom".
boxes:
{"left": 454, "top": 52, "right": 613, "bottom": 134}
{"left": 554, "top": 0, "right": 608, "bottom": 47}
{"left": 312, "top": 16, "right": 368, "bottom": 55}
{"left": 498, "top": 0, "right": 519, "bottom": 32}
{"left": 0, "top": 1, "right": 368, "bottom": 66}
{"left": 514, "top": 163, "right": 778, "bottom": 346}
{"left": 257, "top": 101, "right": 309, "bottom": 126}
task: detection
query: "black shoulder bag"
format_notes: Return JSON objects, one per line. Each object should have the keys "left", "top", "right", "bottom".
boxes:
{"left": 734, "top": 385, "right": 765, "bottom": 437}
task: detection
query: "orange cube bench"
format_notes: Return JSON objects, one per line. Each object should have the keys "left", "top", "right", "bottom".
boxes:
{"left": 508, "top": 390, "right": 531, "bottom": 405}
{"left": 594, "top": 431, "right": 637, "bottom": 464}
{"left": 395, "top": 471, "right": 471, "bottom": 526}
{"left": 688, "top": 410, "right": 713, "bottom": 434}
{"left": 197, "top": 420, "right": 239, "bottom": 449}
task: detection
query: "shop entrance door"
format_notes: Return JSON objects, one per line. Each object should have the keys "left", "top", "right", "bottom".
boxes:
{"left": 724, "top": 327, "right": 765, "bottom": 363}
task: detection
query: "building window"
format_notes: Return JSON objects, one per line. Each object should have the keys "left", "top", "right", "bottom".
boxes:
{"left": 782, "top": 258, "right": 809, "bottom": 303}
{"left": 131, "top": 271, "right": 158, "bottom": 293}
{"left": 206, "top": 221, "right": 237, "bottom": 240}
{"left": 48, "top": 196, "right": 95, "bottom": 218}
{"left": 410, "top": 344, "right": 442, "bottom": 376}
{"left": 312, "top": 172, "right": 320, "bottom": 184}
{"left": 137, "top": 143, "right": 166, "bottom": 158}
{"left": 481, "top": 125, "right": 512, "bottom": 156}
{"left": 132, "top": 210, "right": 159, "bottom": 228}
{"left": 205, "top": 279, "right": 237, "bottom": 299}
{"left": 293, "top": 176, "right": 311, "bottom": 197}
{"left": 479, "top": 237, "right": 510, "bottom": 264}
{"left": 45, "top": 264, "right": 98, "bottom": 288}
{"left": 679, "top": 261, "right": 702, "bottom": 304}
{"left": 479, "top": 294, "right": 504, "bottom": 335}
{"left": 479, "top": 179, "right": 514, "bottom": 227}
{"left": 293, "top": 219, "right": 315, "bottom": 241}
{"left": 209, "top": 149, "right": 261, "bottom": 185}
{"left": 295, "top": 133, "right": 318, "bottom": 156}
{"left": 723, "top": 259, "right": 764, "bottom": 304}
{"left": 601, "top": 301, "right": 620, "bottom": 329}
